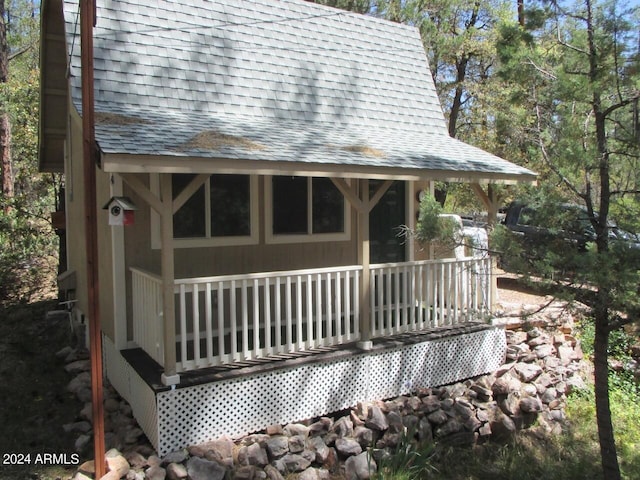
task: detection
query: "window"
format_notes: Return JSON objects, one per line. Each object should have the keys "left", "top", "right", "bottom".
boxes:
{"left": 268, "top": 176, "right": 348, "bottom": 243}
{"left": 165, "top": 174, "right": 257, "bottom": 247}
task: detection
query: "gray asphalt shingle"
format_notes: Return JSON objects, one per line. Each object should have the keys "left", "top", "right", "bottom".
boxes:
{"left": 63, "top": 0, "right": 534, "bottom": 180}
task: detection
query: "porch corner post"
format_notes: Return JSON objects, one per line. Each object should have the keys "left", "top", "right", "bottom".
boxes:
{"left": 357, "top": 179, "right": 373, "bottom": 350}
{"left": 159, "top": 174, "right": 179, "bottom": 386}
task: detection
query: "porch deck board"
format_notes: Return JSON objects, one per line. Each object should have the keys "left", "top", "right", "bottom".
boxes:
{"left": 121, "top": 321, "right": 491, "bottom": 393}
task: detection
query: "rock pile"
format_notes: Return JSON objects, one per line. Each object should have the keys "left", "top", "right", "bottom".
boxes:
{"left": 63, "top": 321, "right": 590, "bottom": 480}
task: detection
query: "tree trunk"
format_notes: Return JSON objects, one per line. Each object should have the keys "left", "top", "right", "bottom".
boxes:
{"left": 0, "top": 0, "right": 13, "bottom": 210}
{"left": 593, "top": 305, "right": 620, "bottom": 480}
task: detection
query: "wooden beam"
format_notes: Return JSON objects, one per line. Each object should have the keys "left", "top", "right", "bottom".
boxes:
{"left": 471, "top": 183, "right": 499, "bottom": 225}
{"left": 120, "top": 173, "right": 163, "bottom": 213}
{"left": 159, "top": 174, "right": 179, "bottom": 385}
{"left": 368, "top": 180, "right": 393, "bottom": 213}
{"left": 357, "top": 179, "right": 372, "bottom": 349}
{"left": 331, "top": 177, "right": 365, "bottom": 212}
{"left": 173, "top": 173, "right": 209, "bottom": 214}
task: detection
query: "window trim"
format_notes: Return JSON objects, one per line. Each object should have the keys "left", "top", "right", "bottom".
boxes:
{"left": 150, "top": 173, "right": 259, "bottom": 249}
{"left": 265, "top": 175, "right": 351, "bottom": 244}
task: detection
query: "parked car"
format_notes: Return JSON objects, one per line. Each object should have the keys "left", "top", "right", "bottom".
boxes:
{"left": 499, "top": 201, "right": 640, "bottom": 273}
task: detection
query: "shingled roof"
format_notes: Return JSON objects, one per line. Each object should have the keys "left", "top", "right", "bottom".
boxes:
{"left": 40, "top": 0, "right": 535, "bottom": 182}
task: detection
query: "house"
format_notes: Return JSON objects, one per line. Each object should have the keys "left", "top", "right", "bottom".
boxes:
{"left": 39, "top": 0, "right": 536, "bottom": 455}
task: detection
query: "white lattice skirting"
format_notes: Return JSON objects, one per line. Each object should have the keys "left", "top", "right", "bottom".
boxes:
{"left": 104, "top": 327, "right": 506, "bottom": 456}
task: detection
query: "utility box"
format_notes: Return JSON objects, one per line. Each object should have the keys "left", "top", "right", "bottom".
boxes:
{"left": 103, "top": 196, "right": 137, "bottom": 226}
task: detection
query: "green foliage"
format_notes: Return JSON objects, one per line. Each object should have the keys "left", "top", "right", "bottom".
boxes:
{"left": 414, "top": 194, "right": 459, "bottom": 247}
{"left": 373, "top": 430, "right": 438, "bottom": 480}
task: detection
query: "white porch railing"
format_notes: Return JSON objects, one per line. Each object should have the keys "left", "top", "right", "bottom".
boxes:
{"left": 131, "top": 268, "right": 164, "bottom": 366}
{"left": 370, "top": 257, "right": 492, "bottom": 338}
{"left": 130, "top": 256, "right": 493, "bottom": 373}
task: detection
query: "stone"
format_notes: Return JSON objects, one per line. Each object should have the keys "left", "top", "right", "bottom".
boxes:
{"left": 298, "top": 467, "right": 328, "bottom": 480}
{"left": 427, "top": 409, "right": 448, "bottom": 425}
{"left": 331, "top": 416, "right": 354, "bottom": 438}
{"left": 185, "top": 457, "right": 226, "bottom": 480}
{"left": 65, "top": 359, "right": 91, "bottom": 375}
{"left": 514, "top": 363, "right": 543, "bottom": 382}
{"left": 492, "top": 374, "right": 521, "bottom": 396}
{"left": 354, "top": 426, "right": 374, "bottom": 448}
{"left": 266, "top": 436, "right": 289, "bottom": 459}
{"left": 435, "top": 418, "right": 463, "bottom": 438}
{"left": 67, "top": 372, "right": 92, "bottom": 394}
{"left": 417, "top": 417, "right": 433, "bottom": 443}
{"left": 541, "top": 387, "right": 558, "bottom": 404}
{"left": 421, "top": 395, "right": 441, "bottom": 413}
{"left": 194, "top": 438, "right": 235, "bottom": 468}
{"left": 566, "top": 374, "right": 587, "bottom": 394}
{"left": 104, "top": 397, "right": 121, "bottom": 413}
{"left": 265, "top": 424, "right": 283, "bottom": 435}
{"left": 520, "top": 396, "right": 543, "bottom": 413}
{"left": 264, "top": 464, "right": 285, "bottom": 480}
{"left": 166, "top": 462, "right": 188, "bottom": 480}
{"left": 145, "top": 466, "right": 167, "bottom": 480}
{"left": 345, "top": 452, "right": 376, "bottom": 480}
{"left": 386, "top": 411, "right": 404, "bottom": 434}
{"left": 239, "top": 443, "right": 268, "bottom": 467}
{"left": 124, "top": 427, "right": 144, "bottom": 444}
{"left": 288, "top": 435, "right": 305, "bottom": 454}
{"left": 234, "top": 465, "right": 258, "bottom": 480}
{"left": 63, "top": 421, "right": 92, "bottom": 434}
{"left": 283, "top": 423, "right": 310, "bottom": 438}
{"left": 364, "top": 405, "right": 388, "bottom": 431}
{"left": 534, "top": 344, "right": 556, "bottom": 359}
{"left": 490, "top": 411, "right": 517, "bottom": 439}
{"left": 307, "top": 436, "right": 331, "bottom": 463}
{"left": 470, "top": 384, "right": 493, "bottom": 402}
{"left": 105, "top": 449, "right": 130, "bottom": 477}
{"left": 280, "top": 453, "right": 311, "bottom": 473}
{"left": 335, "top": 438, "right": 362, "bottom": 457}
{"left": 499, "top": 392, "right": 521, "bottom": 417}
{"left": 123, "top": 452, "right": 146, "bottom": 470}
{"left": 309, "top": 417, "right": 332, "bottom": 436}
{"left": 162, "top": 450, "right": 188, "bottom": 465}
{"left": 75, "top": 434, "right": 91, "bottom": 453}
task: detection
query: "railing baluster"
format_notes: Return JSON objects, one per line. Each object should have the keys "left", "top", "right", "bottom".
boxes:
{"left": 353, "top": 269, "right": 360, "bottom": 339}
{"left": 192, "top": 283, "right": 200, "bottom": 367}
{"left": 335, "top": 271, "right": 342, "bottom": 343}
{"left": 275, "top": 277, "right": 282, "bottom": 353}
{"left": 306, "top": 274, "right": 313, "bottom": 349}
{"left": 242, "top": 279, "right": 249, "bottom": 359}
{"left": 179, "top": 284, "right": 187, "bottom": 368}
{"left": 325, "top": 272, "right": 333, "bottom": 343}
{"left": 205, "top": 283, "right": 213, "bottom": 365}
{"left": 253, "top": 278, "right": 260, "bottom": 357}
{"left": 315, "top": 273, "right": 322, "bottom": 347}
{"left": 286, "top": 276, "right": 293, "bottom": 352}
{"left": 265, "top": 277, "right": 272, "bottom": 355}
{"left": 344, "top": 270, "right": 351, "bottom": 341}
{"left": 230, "top": 280, "right": 239, "bottom": 361}
{"left": 217, "top": 282, "right": 224, "bottom": 364}
{"left": 296, "top": 275, "right": 303, "bottom": 350}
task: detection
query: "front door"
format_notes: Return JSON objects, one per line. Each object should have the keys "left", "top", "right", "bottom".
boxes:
{"left": 369, "top": 180, "right": 406, "bottom": 264}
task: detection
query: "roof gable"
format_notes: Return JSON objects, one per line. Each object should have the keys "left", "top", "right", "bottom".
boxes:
{"left": 39, "top": 0, "right": 536, "bottom": 182}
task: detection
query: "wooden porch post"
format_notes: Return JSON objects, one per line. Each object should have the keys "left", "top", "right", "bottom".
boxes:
{"left": 159, "top": 174, "right": 179, "bottom": 385}
{"left": 331, "top": 178, "right": 392, "bottom": 350}
{"left": 471, "top": 183, "right": 499, "bottom": 308}
{"left": 358, "top": 179, "right": 372, "bottom": 349}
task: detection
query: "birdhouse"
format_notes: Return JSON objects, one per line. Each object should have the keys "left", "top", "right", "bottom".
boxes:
{"left": 103, "top": 197, "right": 137, "bottom": 226}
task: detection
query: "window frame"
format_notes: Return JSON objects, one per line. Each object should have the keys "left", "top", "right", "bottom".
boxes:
{"left": 150, "top": 173, "right": 259, "bottom": 249}
{"left": 265, "top": 175, "right": 351, "bottom": 244}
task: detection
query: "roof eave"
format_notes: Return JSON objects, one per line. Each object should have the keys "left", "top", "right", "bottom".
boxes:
{"left": 101, "top": 152, "right": 537, "bottom": 185}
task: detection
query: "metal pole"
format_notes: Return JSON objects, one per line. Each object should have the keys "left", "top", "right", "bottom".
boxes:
{"left": 80, "top": 0, "right": 106, "bottom": 477}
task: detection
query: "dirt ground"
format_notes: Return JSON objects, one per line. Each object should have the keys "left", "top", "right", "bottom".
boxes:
{"left": 0, "top": 300, "right": 83, "bottom": 480}
{"left": 0, "top": 279, "right": 550, "bottom": 480}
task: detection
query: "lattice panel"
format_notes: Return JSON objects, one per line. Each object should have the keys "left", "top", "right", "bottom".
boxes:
{"left": 157, "top": 357, "right": 369, "bottom": 455}
{"left": 103, "top": 336, "right": 159, "bottom": 449}
{"left": 149, "top": 327, "right": 505, "bottom": 456}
